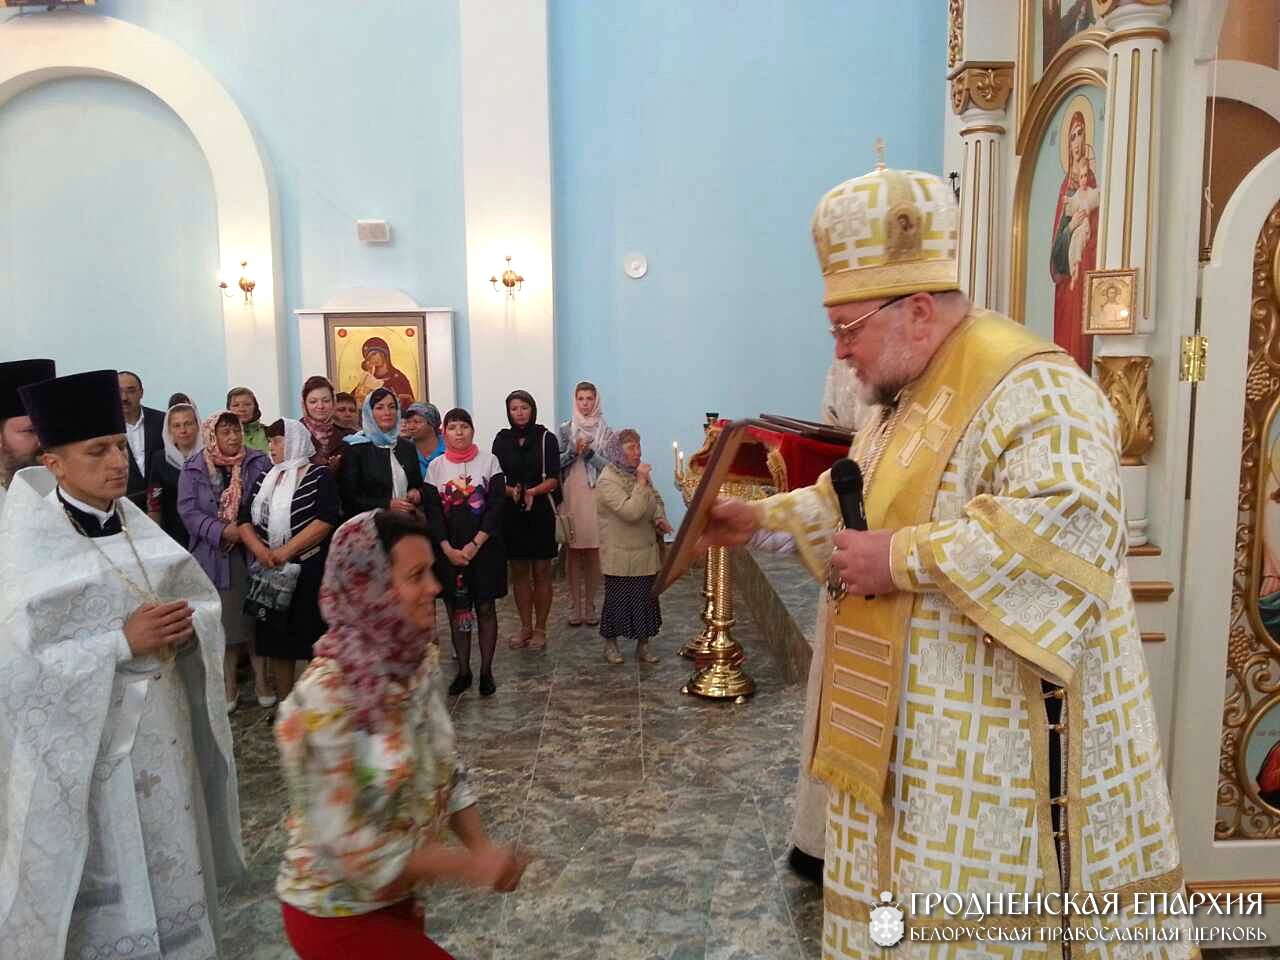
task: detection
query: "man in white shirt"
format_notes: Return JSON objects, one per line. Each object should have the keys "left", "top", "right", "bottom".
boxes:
{"left": 118, "top": 370, "right": 165, "bottom": 510}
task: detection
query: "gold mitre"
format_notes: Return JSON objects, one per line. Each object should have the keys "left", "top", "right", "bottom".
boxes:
{"left": 811, "top": 146, "right": 960, "bottom": 306}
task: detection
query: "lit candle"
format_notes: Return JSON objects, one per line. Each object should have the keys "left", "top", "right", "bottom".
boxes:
{"left": 679, "top": 450, "right": 685, "bottom": 473}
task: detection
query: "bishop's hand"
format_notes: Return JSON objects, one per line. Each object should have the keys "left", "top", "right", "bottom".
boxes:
{"left": 830, "top": 529, "right": 896, "bottom": 597}
{"left": 696, "top": 497, "right": 760, "bottom": 550}
{"left": 124, "top": 600, "right": 194, "bottom": 658}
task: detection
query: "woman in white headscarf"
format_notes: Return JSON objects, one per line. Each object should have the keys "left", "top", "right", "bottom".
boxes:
{"left": 556, "top": 380, "right": 615, "bottom": 625}
{"left": 238, "top": 418, "right": 341, "bottom": 701}
{"left": 146, "top": 401, "right": 203, "bottom": 549}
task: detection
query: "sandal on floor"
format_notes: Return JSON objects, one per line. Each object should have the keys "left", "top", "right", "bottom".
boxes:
{"left": 509, "top": 628, "right": 532, "bottom": 650}
{"left": 636, "top": 642, "right": 660, "bottom": 664}
{"left": 568, "top": 611, "right": 584, "bottom": 627}
{"left": 585, "top": 609, "right": 599, "bottom": 626}
{"left": 603, "top": 640, "right": 624, "bottom": 665}
{"left": 529, "top": 629, "right": 547, "bottom": 651}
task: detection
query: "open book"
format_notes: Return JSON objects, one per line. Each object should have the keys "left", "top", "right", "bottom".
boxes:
{"left": 652, "top": 416, "right": 853, "bottom": 597}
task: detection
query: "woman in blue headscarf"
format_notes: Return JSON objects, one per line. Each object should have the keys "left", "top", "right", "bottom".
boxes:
{"left": 337, "top": 388, "right": 423, "bottom": 518}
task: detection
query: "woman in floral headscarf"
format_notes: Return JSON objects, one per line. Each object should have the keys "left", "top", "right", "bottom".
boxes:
{"left": 300, "top": 374, "right": 354, "bottom": 473}
{"left": 178, "top": 410, "right": 272, "bottom": 710}
{"left": 275, "top": 510, "right": 525, "bottom": 959}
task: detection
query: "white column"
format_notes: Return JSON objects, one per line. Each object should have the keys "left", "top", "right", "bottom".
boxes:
{"left": 949, "top": 62, "right": 1013, "bottom": 312}
{"left": 1093, "top": 1, "right": 1172, "bottom": 547}
{"left": 458, "top": 0, "right": 557, "bottom": 442}
{"left": 1096, "top": 1, "right": 1172, "bottom": 335}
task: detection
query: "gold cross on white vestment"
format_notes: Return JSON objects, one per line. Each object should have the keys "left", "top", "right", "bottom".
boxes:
{"left": 897, "top": 387, "right": 955, "bottom": 468}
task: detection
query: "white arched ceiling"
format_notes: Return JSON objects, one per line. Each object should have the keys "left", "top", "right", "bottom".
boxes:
{"left": 0, "top": 12, "right": 286, "bottom": 412}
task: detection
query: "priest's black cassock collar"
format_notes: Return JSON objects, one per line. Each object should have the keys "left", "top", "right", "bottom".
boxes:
{"left": 0, "top": 358, "right": 55, "bottom": 420}
{"left": 18, "top": 369, "right": 126, "bottom": 448}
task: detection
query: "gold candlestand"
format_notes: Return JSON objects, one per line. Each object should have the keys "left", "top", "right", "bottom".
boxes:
{"left": 683, "top": 544, "right": 754, "bottom": 701}
{"left": 674, "top": 431, "right": 755, "bottom": 702}
{"left": 680, "top": 547, "right": 717, "bottom": 660}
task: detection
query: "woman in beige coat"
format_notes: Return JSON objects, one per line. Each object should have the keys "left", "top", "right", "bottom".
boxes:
{"left": 595, "top": 429, "right": 672, "bottom": 664}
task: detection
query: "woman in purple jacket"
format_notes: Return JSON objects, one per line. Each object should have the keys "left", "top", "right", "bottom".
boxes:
{"left": 180, "top": 410, "right": 272, "bottom": 712}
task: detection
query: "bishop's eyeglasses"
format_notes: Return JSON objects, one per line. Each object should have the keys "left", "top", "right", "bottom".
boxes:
{"left": 829, "top": 293, "right": 912, "bottom": 344}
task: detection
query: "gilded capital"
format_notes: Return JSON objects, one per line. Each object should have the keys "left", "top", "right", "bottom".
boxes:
{"left": 948, "top": 61, "right": 1014, "bottom": 116}
{"left": 1094, "top": 355, "right": 1155, "bottom": 466}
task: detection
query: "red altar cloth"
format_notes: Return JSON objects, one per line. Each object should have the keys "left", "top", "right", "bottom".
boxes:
{"left": 690, "top": 419, "right": 851, "bottom": 492}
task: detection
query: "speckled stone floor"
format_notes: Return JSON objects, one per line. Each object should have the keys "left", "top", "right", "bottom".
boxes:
{"left": 217, "top": 570, "right": 827, "bottom": 959}
{"left": 214, "top": 561, "right": 1280, "bottom": 960}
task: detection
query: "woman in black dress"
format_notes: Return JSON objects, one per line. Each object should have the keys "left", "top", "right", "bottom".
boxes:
{"left": 491, "top": 390, "right": 560, "bottom": 652}
{"left": 338, "top": 388, "right": 424, "bottom": 518}
{"left": 147, "top": 401, "right": 202, "bottom": 549}
{"left": 238, "top": 418, "right": 341, "bottom": 701}
{"left": 425, "top": 408, "right": 508, "bottom": 696}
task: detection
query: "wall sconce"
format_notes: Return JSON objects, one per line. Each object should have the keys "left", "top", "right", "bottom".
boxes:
{"left": 218, "top": 261, "right": 256, "bottom": 304}
{"left": 490, "top": 256, "right": 524, "bottom": 298}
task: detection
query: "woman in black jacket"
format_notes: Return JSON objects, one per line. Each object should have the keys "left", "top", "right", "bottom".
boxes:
{"left": 338, "top": 388, "right": 423, "bottom": 518}
{"left": 146, "top": 401, "right": 202, "bottom": 549}
{"left": 491, "top": 390, "right": 560, "bottom": 651}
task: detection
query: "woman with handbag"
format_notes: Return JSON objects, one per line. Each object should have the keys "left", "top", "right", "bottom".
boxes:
{"left": 596, "top": 429, "right": 672, "bottom": 665}
{"left": 339, "top": 389, "right": 425, "bottom": 518}
{"left": 238, "top": 419, "right": 340, "bottom": 702}
{"left": 491, "top": 390, "right": 560, "bottom": 652}
{"left": 556, "top": 380, "right": 614, "bottom": 627}
{"left": 424, "top": 409, "right": 507, "bottom": 697}
{"left": 179, "top": 410, "right": 272, "bottom": 711}
{"left": 275, "top": 510, "right": 526, "bottom": 958}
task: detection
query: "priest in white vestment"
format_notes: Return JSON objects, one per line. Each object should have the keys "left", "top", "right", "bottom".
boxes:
{"left": 0, "top": 369, "right": 244, "bottom": 959}
{"left": 0, "top": 358, "right": 55, "bottom": 510}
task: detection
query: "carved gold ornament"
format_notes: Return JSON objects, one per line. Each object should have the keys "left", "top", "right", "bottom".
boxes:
{"left": 1093, "top": 356, "right": 1155, "bottom": 466}
{"left": 1219, "top": 197, "right": 1280, "bottom": 840}
{"left": 947, "top": 0, "right": 964, "bottom": 67}
{"left": 948, "top": 61, "right": 1015, "bottom": 116}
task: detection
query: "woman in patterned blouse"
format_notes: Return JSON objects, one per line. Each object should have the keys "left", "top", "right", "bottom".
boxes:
{"left": 274, "top": 510, "right": 525, "bottom": 958}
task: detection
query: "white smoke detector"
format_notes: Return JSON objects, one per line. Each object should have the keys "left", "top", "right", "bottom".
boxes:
{"left": 357, "top": 220, "right": 392, "bottom": 244}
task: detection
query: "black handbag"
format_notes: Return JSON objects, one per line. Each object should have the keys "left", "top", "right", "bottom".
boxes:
{"left": 243, "top": 561, "right": 302, "bottom": 629}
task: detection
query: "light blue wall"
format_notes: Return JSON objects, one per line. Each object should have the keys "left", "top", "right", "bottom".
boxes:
{"left": 2, "top": 1, "right": 470, "bottom": 418}
{"left": 550, "top": 0, "right": 946, "bottom": 511}
{"left": 0, "top": 77, "right": 227, "bottom": 415}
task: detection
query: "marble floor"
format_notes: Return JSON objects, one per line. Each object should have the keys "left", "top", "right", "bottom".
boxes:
{"left": 216, "top": 567, "right": 1280, "bottom": 960}
{"left": 218, "top": 572, "right": 826, "bottom": 959}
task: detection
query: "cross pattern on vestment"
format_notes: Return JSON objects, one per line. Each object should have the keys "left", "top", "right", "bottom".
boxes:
{"left": 136, "top": 771, "right": 161, "bottom": 798}
{"left": 896, "top": 388, "right": 955, "bottom": 468}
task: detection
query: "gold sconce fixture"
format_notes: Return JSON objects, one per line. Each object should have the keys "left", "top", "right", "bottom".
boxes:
{"left": 218, "top": 261, "right": 256, "bottom": 305}
{"left": 490, "top": 256, "right": 524, "bottom": 298}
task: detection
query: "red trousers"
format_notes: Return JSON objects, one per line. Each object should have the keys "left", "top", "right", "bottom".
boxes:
{"left": 281, "top": 900, "right": 454, "bottom": 960}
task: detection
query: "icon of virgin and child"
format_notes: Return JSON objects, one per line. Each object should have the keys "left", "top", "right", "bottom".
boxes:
{"left": 350, "top": 336, "right": 416, "bottom": 410}
{"left": 1049, "top": 96, "right": 1100, "bottom": 371}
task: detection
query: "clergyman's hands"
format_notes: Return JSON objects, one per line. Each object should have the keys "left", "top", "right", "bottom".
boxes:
{"left": 829, "top": 528, "right": 896, "bottom": 597}
{"left": 696, "top": 497, "right": 760, "bottom": 550}
{"left": 124, "top": 601, "right": 194, "bottom": 658}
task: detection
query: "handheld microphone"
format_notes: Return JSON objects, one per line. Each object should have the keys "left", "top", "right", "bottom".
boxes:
{"left": 831, "top": 458, "right": 867, "bottom": 532}
{"left": 830, "top": 458, "right": 873, "bottom": 600}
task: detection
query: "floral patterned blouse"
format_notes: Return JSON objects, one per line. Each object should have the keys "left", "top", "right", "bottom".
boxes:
{"left": 274, "top": 652, "right": 475, "bottom": 916}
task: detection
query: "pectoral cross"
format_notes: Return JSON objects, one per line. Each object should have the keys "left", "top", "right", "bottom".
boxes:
{"left": 874, "top": 137, "right": 886, "bottom": 171}
{"left": 897, "top": 388, "right": 955, "bottom": 468}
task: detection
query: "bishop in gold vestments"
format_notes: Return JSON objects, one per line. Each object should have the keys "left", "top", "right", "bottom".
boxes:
{"left": 705, "top": 163, "right": 1195, "bottom": 959}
